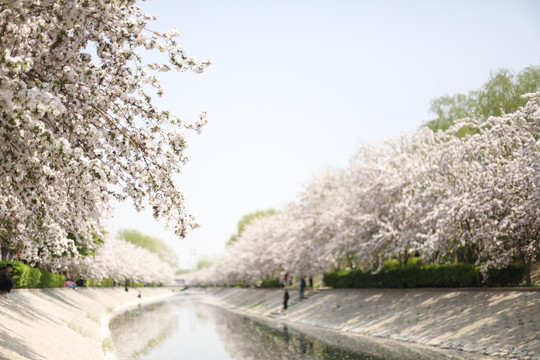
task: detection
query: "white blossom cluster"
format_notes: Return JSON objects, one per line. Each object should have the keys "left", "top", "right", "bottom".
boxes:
{"left": 0, "top": 0, "right": 209, "bottom": 267}
{"left": 189, "top": 94, "right": 540, "bottom": 286}
{"left": 64, "top": 234, "right": 175, "bottom": 285}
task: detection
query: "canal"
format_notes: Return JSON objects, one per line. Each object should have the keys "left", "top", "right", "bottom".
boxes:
{"left": 109, "top": 294, "right": 477, "bottom": 360}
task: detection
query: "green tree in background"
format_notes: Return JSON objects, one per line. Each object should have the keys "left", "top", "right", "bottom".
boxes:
{"left": 196, "top": 255, "right": 217, "bottom": 270}
{"left": 118, "top": 230, "right": 179, "bottom": 268}
{"left": 426, "top": 66, "right": 540, "bottom": 132}
{"left": 226, "top": 209, "right": 277, "bottom": 246}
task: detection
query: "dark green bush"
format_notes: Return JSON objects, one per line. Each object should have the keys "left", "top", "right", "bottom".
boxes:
{"left": 324, "top": 264, "right": 523, "bottom": 288}
{"left": 256, "top": 279, "right": 283, "bottom": 288}
{"left": 38, "top": 270, "right": 66, "bottom": 288}
{"left": 323, "top": 271, "right": 338, "bottom": 288}
{"left": 485, "top": 264, "right": 524, "bottom": 287}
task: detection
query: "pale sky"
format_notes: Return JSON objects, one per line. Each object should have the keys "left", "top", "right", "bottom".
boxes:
{"left": 108, "top": 0, "right": 540, "bottom": 269}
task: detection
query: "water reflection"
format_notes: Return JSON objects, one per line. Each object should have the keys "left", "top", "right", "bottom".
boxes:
{"left": 109, "top": 301, "right": 179, "bottom": 360}
{"left": 110, "top": 295, "right": 473, "bottom": 360}
{"left": 210, "top": 306, "right": 381, "bottom": 360}
{"left": 110, "top": 297, "right": 233, "bottom": 360}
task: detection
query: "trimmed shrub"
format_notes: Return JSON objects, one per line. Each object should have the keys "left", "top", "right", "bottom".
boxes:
{"left": 38, "top": 270, "right": 66, "bottom": 288}
{"left": 485, "top": 264, "right": 524, "bottom": 287}
{"left": 86, "top": 278, "right": 115, "bottom": 287}
{"left": 324, "top": 264, "right": 523, "bottom": 288}
{"left": 0, "top": 261, "right": 39, "bottom": 288}
{"left": 0, "top": 261, "right": 65, "bottom": 288}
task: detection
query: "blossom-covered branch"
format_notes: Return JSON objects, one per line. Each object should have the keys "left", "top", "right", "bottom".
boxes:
{"left": 0, "top": 0, "right": 209, "bottom": 267}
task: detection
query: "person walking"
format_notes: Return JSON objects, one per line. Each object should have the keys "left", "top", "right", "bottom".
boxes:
{"left": 299, "top": 276, "right": 306, "bottom": 299}
{"left": 283, "top": 289, "right": 290, "bottom": 310}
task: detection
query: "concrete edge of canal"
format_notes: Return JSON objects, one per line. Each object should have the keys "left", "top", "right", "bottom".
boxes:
{"left": 0, "top": 287, "right": 178, "bottom": 360}
{"left": 0, "top": 287, "right": 538, "bottom": 359}
{"left": 189, "top": 287, "right": 540, "bottom": 360}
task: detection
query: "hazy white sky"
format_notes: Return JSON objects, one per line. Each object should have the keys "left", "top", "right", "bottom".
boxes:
{"left": 108, "top": 0, "right": 540, "bottom": 269}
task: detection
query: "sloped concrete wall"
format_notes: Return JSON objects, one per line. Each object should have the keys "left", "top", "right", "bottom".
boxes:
{"left": 195, "top": 287, "right": 540, "bottom": 359}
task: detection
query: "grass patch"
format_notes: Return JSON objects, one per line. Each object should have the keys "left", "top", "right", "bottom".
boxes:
{"left": 102, "top": 336, "right": 114, "bottom": 354}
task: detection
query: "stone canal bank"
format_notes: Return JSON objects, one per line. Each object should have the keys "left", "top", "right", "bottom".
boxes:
{"left": 193, "top": 287, "right": 540, "bottom": 359}
{"left": 0, "top": 287, "right": 176, "bottom": 360}
{"left": 0, "top": 286, "right": 538, "bottom": 359}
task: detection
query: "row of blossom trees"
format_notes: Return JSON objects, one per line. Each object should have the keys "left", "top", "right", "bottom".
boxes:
{"left": 1, "top": 1, "right": 207, "bottom": 275}
{"left": 189, "top": 93, "right": 540, "bottom": 286}
{"left": 65, "top": 235, "right": 175, "bottom": 285}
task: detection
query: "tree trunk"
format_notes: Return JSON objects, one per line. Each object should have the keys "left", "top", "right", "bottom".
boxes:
{"left": 523, "top": 254, "right": 532, "bottom": 287}
{"left": 1, "top": 246, "right": 14, "bottom": 261}
{"left": 433, "top": 251, "right": 440, "bottom": 265}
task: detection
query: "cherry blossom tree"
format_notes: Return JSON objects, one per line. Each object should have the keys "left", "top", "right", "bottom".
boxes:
{"left": 0, "top": 0, "right": 209, "bottom": 266}
{"left": 291, "top": 171, "right": 352, "bottom": 273}
{"left": 189, "top": 93, "right": 539, "bottom": 286}
{"left": 66, "top": 234, "right": 175, "bottom": 284}
{"left": 435, "top": 94, "right": 540, "bottom": 284}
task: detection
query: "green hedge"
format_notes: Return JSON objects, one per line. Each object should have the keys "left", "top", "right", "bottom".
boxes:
{"left": 86, "top": 278, "right": 115, "bottom": 287}
{"left": 0, "top": 261, "right": 168, "bottom": 289}
{"left": 0, "top": 261, "right": 65, "bottom": 288}
{"left": 37, "top": 269, "right": 66, "bottom": 288}
{"left": 324, "top": 264, "right": 524, "bottom": 288}
{"left": 485, "top": 265, "right": 525, "bottom": 287}
{"left": 256, "top": 279, "right": 283, "bottom": 288}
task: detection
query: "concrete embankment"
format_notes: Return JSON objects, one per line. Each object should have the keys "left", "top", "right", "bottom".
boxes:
{"left": 193, "top": 287, "right": 540, "bottom": 359}
{"left": 1, "top": 286, "right": 538, "bottom": 359}
{"left": 0, "top": 287, "right": 176, "bottom": 360}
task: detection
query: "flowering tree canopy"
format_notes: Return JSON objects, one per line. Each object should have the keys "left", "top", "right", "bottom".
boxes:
{"left": 189, "top": 93, "right": 540, "bottom": 286}
{"left": 0, "top": 0, "right": 209, "bottom": 266}
{"left": 66, "top": 234, "right": 175, "bottom": 284}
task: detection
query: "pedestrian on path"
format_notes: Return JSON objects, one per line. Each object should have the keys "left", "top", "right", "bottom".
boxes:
{"left": 283, "top": 289, "right": 290, "bottom": 310}
{"left": 300, "top": 276, "right": 306, "bottom": 299}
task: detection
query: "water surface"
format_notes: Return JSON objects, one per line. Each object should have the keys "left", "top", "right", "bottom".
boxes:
{"left": 110, "top": 294, "right": 475, "bottom": 360}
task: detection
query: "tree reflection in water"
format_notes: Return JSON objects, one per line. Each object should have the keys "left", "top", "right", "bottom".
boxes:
{"left": 110, "top": 296, "right": 473, "bottom": 360}
{"left": 208, "top": 305, "right": 381, "bottom": 360}
{"left": 110, "top": 301, "right": 179, "bottom": 360}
